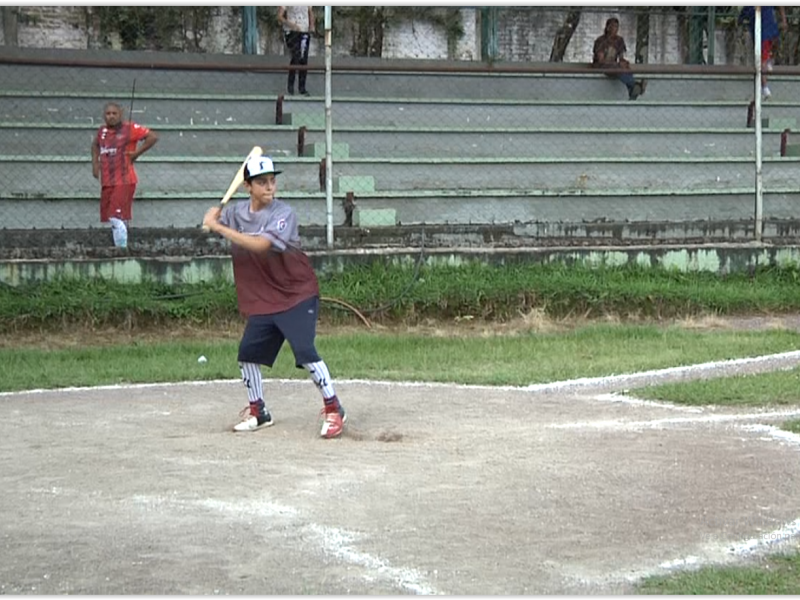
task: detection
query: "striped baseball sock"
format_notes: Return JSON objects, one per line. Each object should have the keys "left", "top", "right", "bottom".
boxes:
{"left": 303, "top": 360, "right": 339, "bottom": 410}
{"left": 239, "top": 362, "right": 266, "bottom": 409}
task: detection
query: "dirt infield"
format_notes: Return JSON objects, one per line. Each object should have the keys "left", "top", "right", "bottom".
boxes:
{"left": 3, "top": 365, "right": 800, "bottom": 594}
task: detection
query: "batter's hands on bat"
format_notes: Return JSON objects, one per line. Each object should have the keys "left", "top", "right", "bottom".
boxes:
{"left": 203, "top": 206, "right": 222, "bottom": 232}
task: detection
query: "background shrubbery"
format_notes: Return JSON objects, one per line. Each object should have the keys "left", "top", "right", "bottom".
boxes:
{"left": 4, "top": 263, "right": 800, "bottom": 333}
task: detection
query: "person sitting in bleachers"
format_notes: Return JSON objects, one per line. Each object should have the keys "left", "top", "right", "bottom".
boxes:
{"left": 592, "top": 17, "right": 647, "bottom": 101}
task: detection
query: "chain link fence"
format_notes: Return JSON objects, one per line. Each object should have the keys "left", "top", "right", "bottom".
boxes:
{"left": 1, "top": 6, "right": 800, "bottom": 246}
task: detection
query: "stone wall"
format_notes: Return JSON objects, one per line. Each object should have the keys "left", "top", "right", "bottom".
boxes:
{"left": 2, "top": 6, "right": 89, "bottom": 49}
{"left": 0, "top": 6, "right": 750, "bottom": 65}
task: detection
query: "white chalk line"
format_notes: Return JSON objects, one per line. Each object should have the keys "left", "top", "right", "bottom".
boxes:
{"left": 740, "top": 423, "right": 800, "bottom": 448}
{"left": 4, "top": 348, "right": 800, "bottom": 398}
{"left": 10, "top": 351, "right": 800, "bottom": 593}
{"left": 129, "top": 495, "right": 440, "bottom": 595}
{"left": 595, "top": 515, "right": 800, "bottom": 588}
{"left": 578, "top": 424, "right": 800, "bottom": 588}
{"left": 588, "top": 392, "right": 705, "bottom": 413}
{"left": 551, "top": 408, "right": 800, "bottom": 431}
{"left": 303, "top": 523, "right": 439, "bottom": 595}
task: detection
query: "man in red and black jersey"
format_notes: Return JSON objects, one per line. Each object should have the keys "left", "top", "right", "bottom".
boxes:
{"left": 91, "top": 102, "right": 158, "bottom": 247}
{"left": 202, "top": 154, "right": 346, "bottom": 439}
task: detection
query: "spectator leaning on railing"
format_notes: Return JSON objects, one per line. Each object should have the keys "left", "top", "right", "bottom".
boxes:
{"left": 592, "top": 17, "right": 647, "bottom": 101}
{"left": 738, "top": 6, "right": 788, "bottom": 101}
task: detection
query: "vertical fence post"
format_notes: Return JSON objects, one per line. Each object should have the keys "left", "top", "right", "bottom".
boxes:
{"left": 480, "top": 7, "right": 498, "bottom": 61}
{"left": 688, "top": 6, "right": 704, "bottom": 64}
{"left": 754, "top": 7, "right": 763, "bottom": 242}
{"left": 241, "top": 7, "right": 258, "bottom": 55}
{"left": 2, "top": 7, "right": 19, "bottom": 46}
{"left": 706, "top": 6, "right": 715, "bottom": 65}
{"left": 324, "top": 6, "right": 334, "bottom": 249}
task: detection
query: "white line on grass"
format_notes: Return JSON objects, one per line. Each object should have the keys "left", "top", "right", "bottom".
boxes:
{"left": 4, "top": 349, "right": 800, "bottom": 398}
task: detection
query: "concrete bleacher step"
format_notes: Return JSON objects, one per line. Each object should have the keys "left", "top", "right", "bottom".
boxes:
{"left": 5, "top": 155, "right": 799, "bottom": 197}
{"left": 300, "top": 128, "right": 783, "bottom": 159}
{"left": 283, "top": 112, "right": 326, "bottom": 129}
{"left": 5, "top": 46, "right": 800, "bottom": 103}
{"left": 1, "top": 156, "right": 323, "bottom": 194}
{"left": 2, "top": 188, "right": 798, "bottom": 230}
{"left": 320, "top": 158, "right": 799, "bottom": 193}
{"left": 353, "top": 208, "right": 397, "bottom": 227}
{"left": 311, "top": 142, "right": 349, "bottom": 159}
{"left": 0, "top": 93, "right": 752, "bottom": 129}
{"left": 0, "top": 94, "right": 279, "bottom": 126}
{"left": 0, "top": 62, "right": 288, "bottom": 97}
{"left": 282, "top": 98, "right": 800, "bottom": 129}
{"left": 337, "top": 175, "right": 374, "bottom": 193}
{"left": 0, "top": 123, "right": 790, "bottom": 161}
{"left": 748, "top": 116, "right": 797, "bottom": 130}
{"left": 8, "top": 49, "right": 800, "bottom": 102}
{"left": 0, "top": 124, "right": 300, "bottom": 158}
{"left": 6, "top": 91, "right": 800, "bottom": 132}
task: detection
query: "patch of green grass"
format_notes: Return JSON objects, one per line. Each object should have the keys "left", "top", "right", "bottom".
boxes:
{"left": 637, "top": 553, "right": 800, "bottom": 594}
{"left": 6, "top": 263, "right": 800, "bottom": 332}
{"left": 781, "top": 419, "right": 800, "bottom": 434}
{"left": 633, "top": 367, "right": 800, "bottom": 407}
{"left": 2, "top": 325, "right": 799, "bottom": 393}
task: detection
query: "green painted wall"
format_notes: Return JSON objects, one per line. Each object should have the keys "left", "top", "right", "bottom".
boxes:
{"left": 4, "top": 245, "right": 800, "bottom": 286}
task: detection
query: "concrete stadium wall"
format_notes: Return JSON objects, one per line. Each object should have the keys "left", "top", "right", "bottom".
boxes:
{"left": 4, "top": 244, "right": 800, "bottom": 287}
{"left": 0, "top": 6, "right": 751, "bottom": 65}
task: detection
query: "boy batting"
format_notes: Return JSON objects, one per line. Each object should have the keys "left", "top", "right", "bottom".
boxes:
{"left": 202, "top": 153, "right": 346, "bottom": 438}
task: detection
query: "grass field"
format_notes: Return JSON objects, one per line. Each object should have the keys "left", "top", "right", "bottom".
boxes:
{"left": 3, "top": 324, "right": 800, "bottom": 394}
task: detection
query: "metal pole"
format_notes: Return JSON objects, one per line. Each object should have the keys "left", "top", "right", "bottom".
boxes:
{"left": 2, "top": 7, "right": 19, "bottom": 47}
{"left": 324, "top": 6, "right": 334, "bottom": 249}
{"left": 754, "top": 7, "right": 763, "bottom": 242}
{"left": 706, "top": 6, "right": 715, "bottom": 65}
{"left": 241, "top": 7, "right": 258, "bottom": 55}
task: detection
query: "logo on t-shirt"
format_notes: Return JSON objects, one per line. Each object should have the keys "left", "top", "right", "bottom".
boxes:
{"left": 277, "top": 219, "right": 287, "bottom": 232}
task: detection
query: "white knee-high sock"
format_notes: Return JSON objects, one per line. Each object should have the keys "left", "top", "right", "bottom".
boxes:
{"left": 109, "top": 217, "right": 128, "bottom": 248}
{"left": 303, "top": 360, "right": 337, "bottom": 400}
{"left": 239, "top": 362, "right": 264, "bottom": 404}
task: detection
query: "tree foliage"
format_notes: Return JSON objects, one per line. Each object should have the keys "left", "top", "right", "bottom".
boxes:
{"left": 89, "top": 7, "right": 215, "bottom": 52}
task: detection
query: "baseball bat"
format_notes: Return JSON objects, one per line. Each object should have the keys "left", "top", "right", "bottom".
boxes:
{"left": 202, "top": 145, "right": 263, "bottom": 232}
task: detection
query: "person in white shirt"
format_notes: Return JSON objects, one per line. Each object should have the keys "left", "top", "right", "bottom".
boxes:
{"left": 277, "top": 6, "right": 315, "bottom": 96}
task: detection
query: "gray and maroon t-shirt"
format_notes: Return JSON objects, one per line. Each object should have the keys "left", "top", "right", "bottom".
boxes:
{"left": 220, "top": 198, "right": 319, "bottom": 316}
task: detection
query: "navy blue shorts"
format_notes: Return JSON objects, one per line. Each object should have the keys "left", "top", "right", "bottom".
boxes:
{"left": 238, "top": 296, "right": 321, "bottom": 368}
